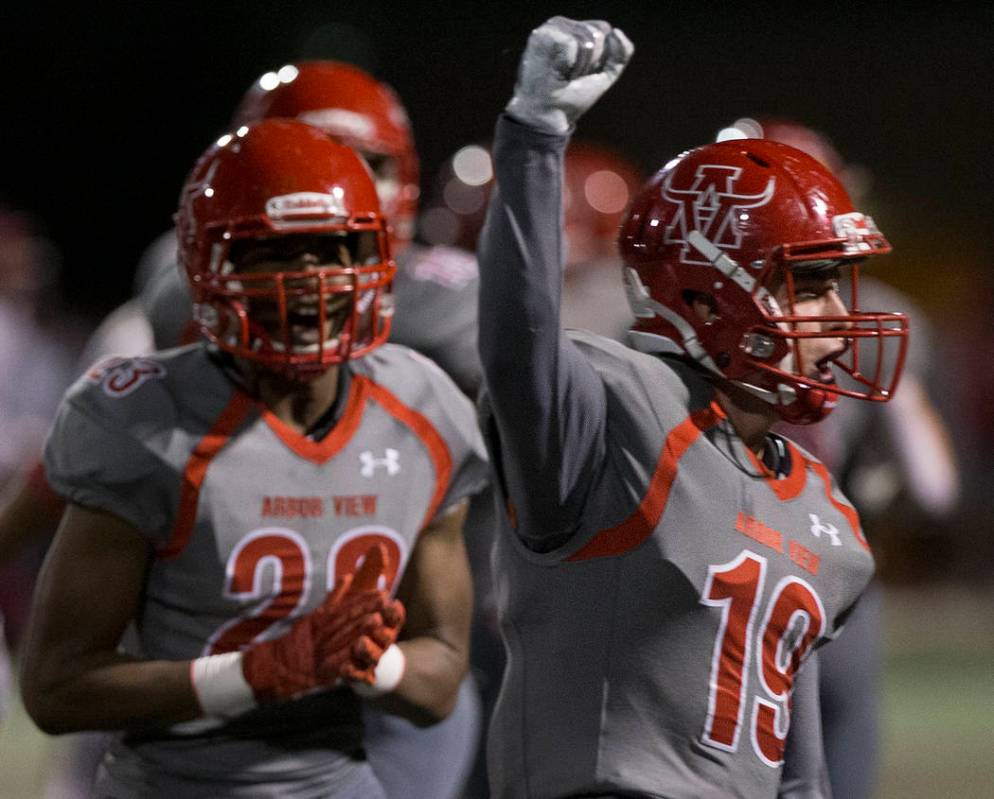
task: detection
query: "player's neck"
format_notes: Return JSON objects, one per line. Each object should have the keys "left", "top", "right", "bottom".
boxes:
{"left": 239, "top": 361, "right": 342, "bottom": 435}
{"left": 713, "top": 382, "right": 777, "bottom": 456}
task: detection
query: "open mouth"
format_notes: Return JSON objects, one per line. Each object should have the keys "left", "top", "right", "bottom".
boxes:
{"left": 809, "top": 343, "right": 849, "bottom": 383}
{"left": 254, "top": 295, "right": 353, "bottom": 353}
{"left": 269, "top": 323, "right": 343, "bottom": 353}
{"left": 813, "top": 364, "right": 836, "bottom": 384}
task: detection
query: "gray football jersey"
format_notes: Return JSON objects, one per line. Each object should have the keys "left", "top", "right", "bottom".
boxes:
{"left": 43, "top": 342, "right": 488, "bottom": 792}
{"left": 483, "top": 333, "right": 873, "bottom": 798}
{"left": 390, "top": 243, "right": 497, "bottom": 609}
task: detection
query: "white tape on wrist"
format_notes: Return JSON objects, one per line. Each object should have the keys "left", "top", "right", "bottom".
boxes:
{"left": 351, "top": 644, "right": 406, "bottom": 698}
{"left": 190, "top": 652, "right": 257, "bottom": 718}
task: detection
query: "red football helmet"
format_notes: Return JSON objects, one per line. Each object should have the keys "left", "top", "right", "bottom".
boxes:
{"left": 176, "top": 119, "right": 395, "bottom": 376}
{"left": 232, "top": 61, "right": 419, "bottom": 251}
{"left": 619, "top": 138, "right": 909, "bottom": 423}
{"left": 419, "top": 140, "right": 642, "bottom": 265}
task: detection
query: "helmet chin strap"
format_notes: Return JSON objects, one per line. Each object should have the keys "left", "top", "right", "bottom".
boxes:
{"left": 623, "top": 263, "right": 803, "bottom": 412}
{"left": 628, "top": 324, "right": 804, "bottom": 415}
{"left": 623, "top": 267, "right": 722, "bottom": 374}
{"left": 731, "top": 377, "right": 798, "bottom": 408}
{"left": 624, "top": 227, "right": 832, "bottom": 421}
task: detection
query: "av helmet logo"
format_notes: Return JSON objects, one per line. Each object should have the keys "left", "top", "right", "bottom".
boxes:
{"left": 360, "top": 448, "right": 401, "bottom": 477}
{"left": 662, "top": 165, "right": 775, "bottom": 265}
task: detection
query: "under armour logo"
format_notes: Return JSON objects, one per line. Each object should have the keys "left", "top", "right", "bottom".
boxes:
{"left": 808, "top": 513, "right": 841, "bottom": 547}
{"left": 661, "top": 164, "right": 775, "bottom": 265}
{"left": 359, "top": 449, "right": 401, "bottom": 477}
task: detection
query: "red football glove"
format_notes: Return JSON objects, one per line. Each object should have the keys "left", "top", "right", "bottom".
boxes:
{"left": 241, "top": 544, "right": 405, "bottom": 703}
{"left": 315, "top": 544, "right": 405, "bottom": 685}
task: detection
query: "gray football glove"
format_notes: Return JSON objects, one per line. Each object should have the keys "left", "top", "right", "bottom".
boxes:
{"left": 505, "top": 16, "right": 634, "bottom": 135}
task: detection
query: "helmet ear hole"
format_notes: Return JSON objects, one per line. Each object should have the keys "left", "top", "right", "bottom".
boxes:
{"left": 683, "top": 290, "right": 718, "bottom": 323}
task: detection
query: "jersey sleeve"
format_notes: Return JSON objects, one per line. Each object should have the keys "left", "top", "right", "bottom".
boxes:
{"left": 476, "top": 114, "right": 607, "bottom": 549}
{"left": 43, "top": 382, "right": 175, "bottom": 543}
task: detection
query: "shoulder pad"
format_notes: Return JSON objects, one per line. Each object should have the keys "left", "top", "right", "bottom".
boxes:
{"left": 68, "top": 345, "right": 225, "bottom": 435}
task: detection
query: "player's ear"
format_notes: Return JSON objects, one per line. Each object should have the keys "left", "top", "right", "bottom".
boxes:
{"left": 685, "top": 291, "right": 719, "bottom": 324}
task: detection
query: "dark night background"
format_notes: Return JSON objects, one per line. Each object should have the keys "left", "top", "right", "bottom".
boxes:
{"left": 2, "top": 1, "right": 991, "bottom": 321}
{"left": 4, "top": 0, "right": 994, "bottom": 512}
{"left": 2, "top": 5, "right": 994, "bottom": 795}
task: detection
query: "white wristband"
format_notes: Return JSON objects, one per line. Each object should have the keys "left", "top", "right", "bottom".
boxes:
{"left": 190, "top": 652, "right": 257, "bottom": 718}
{"left": 351, "top": 644, "right": 406, "bottom": 698}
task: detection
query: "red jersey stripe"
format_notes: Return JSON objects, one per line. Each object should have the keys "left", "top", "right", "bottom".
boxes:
{"left": 808, "top": 460, "right": 868, "bottom": 551}
{"left": 744, "top": 440, "right": 808, "bottom": 501}
{"left": 158, "top": 392, "right": 255, "bottom": 559}
{"left": 261, "top": 375, "right": 370, "bottom": 464}
{"left": 567, "top": 405, "right": 721, "bottom": 562}
{"left": 364, "top": 381, "right": 453, "bottom": 531}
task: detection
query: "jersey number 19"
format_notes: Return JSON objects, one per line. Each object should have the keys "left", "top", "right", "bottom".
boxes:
{"left": 700, "top": 550, "right": 826, "bottom": 767}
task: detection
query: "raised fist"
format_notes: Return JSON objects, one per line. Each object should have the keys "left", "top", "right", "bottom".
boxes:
{"left": 505, "top": 16, "right": 634, "bottom": 135}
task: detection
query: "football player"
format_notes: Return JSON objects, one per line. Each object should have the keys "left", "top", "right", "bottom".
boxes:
{"left": 0, "top": 204, "right": 81, "bottom": 726}
{"left": 20, "top": 119, "right": 488, "bottom": 798}
{"left": 233, "top": 60, "right": 483, "bottom": 399}
{"left": 231, "top": 59, "right": 489, "bottom": 798}
{"left": 0, "top": 61, "right": 488, "bottom": 798}
{"left": 719, "top": 116, "right": 960, "bottom": 799}
{"left": 417, "top": 133, "right": 645, "bottom": 793}
{"left": 477, "top": 17, "right": 909, "bottom": 798}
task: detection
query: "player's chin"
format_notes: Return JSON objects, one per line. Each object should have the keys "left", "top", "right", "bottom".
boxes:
{"left": 805, "top": 366, "right": 836, "bottom": 387}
